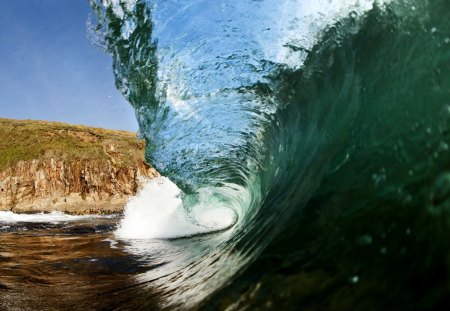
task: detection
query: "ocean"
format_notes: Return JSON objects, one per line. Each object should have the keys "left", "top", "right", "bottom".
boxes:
{"left": 1, "top": 0, "right": 449, "bottom": 309}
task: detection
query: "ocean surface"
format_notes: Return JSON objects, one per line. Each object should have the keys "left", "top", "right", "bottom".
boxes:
{"left": 1, "top": 0, "right": 450, "bottom": 309}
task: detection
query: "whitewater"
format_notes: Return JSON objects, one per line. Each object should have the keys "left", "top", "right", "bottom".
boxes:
{"left": 1, "top": 0, "right": 449, "bottom": 310}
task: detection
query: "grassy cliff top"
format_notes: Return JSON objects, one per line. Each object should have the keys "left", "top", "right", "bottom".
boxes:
{"left": 0, "top": 118, "right": 146, "bottom": 171}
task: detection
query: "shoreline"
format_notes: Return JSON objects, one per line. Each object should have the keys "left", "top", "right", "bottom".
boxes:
{"left": 0, "top": 118, "right": 158, "bottom": 215}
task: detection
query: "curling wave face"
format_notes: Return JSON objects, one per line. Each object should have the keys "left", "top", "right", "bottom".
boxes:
{"left": 92, "top": 0, "right": 386, "bottom": 240}
{"left": 91, "top": 0, "right": 450, "bottom": 309}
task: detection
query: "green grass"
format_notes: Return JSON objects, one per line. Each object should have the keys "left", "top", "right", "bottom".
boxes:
{"left": 0, "top": 118, "right": 146, "bottom": 171}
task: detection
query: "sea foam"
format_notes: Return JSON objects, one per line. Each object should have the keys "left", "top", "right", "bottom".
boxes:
{"left": 0, "top": 211, "right": 110, "bottom": 223}
{"left": 115, "top": 176, "right": 236, "bottom": 239}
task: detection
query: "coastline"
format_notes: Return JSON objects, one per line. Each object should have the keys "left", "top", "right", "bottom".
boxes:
{"left": 0, "top": 118, "right": 157, "bottom": 215}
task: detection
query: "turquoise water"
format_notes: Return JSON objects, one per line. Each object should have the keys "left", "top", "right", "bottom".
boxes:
{"left": 88, "top": 0, "right": 450, "bottom": 309}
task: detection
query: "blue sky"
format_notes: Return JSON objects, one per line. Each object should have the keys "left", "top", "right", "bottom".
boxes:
{"left": 0, "top": 0, "right": 138, "bottom": 131}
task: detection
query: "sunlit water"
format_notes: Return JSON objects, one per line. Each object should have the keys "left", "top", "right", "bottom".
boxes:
{"left": 0, "top": 214, "right": 229, "bottom": 310}
{"left": 1, "top": 0, "right": 450, "bottom": 310}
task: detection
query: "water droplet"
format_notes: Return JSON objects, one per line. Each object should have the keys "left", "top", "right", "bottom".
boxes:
{"left": 349, "top": 11, "right": 358, "bottom": 18}
{"left": 432, "top": 173, "right": 450, "bottom": 204}
{"left": 431, "top": 27, "right": 437, "bottom": 33}
{"left": 439, "top": 105, "right": 450, "bottom": 133}
{"left": 439, "top": 142, "right": 449, "bottom": 151}
{"left": 349, "top": 276, "right": 359, "bottom": 284}
{"left": 358, "top": 235, "right": 373, "bottom": 245}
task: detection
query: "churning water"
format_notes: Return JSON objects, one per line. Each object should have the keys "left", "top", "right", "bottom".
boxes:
{"left": 1, "top": 0, "right": 450, "bottom": 310}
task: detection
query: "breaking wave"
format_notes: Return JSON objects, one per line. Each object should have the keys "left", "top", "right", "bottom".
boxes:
{"left": 90, "top": 0, "right": 450, "bottom": 309}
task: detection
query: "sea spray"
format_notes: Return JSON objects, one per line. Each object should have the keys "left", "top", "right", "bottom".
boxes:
{"left": 116, "top": 177, "right": 239, "bottom": 239}
{"left": 0, "top": 211, "right": 115, "bottom": 223}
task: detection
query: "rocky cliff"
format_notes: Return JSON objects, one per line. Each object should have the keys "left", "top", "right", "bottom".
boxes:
{"left": 0, "top": 118, "right": 158, "bottom": 214}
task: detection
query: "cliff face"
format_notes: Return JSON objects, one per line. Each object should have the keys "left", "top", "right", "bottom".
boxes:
{"left": 0, "top": 118, "right": 158, "bottom": 214}
{"left": 0, "top": 159, "right": 158, "bottom": 214}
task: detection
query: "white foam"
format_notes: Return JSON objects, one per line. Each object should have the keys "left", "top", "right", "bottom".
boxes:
{"left": 259, "top": 0, "right": 389, "bottom": 68}
{"left": 115, "top": 176, "right": 236, "bottom": 239}
{"left": 0, "top": 211, "right": 110, "bottom": 224}
{"left": 102, "top": 238, "right": 119, "bottom": 249}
